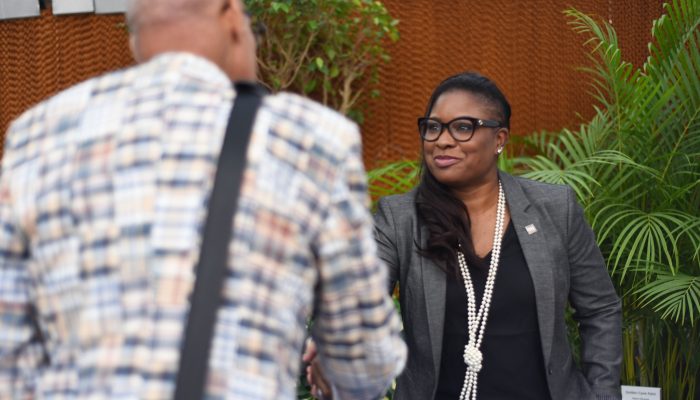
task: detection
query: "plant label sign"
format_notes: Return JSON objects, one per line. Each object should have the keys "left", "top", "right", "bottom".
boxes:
{"left": 621, "top": 386, "right": 661, "bottom": 400}
{"left": 53, "top": 0, "right": 94, "bottom": 15}
{"left": 0, "top": 0, "right": 40, "bottom": 20}
{"left": 94, "top": 0, "right": 127, "bottom": 14}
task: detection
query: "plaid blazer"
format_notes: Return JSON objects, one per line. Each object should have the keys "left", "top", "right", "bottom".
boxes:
{"left": 0, "top": 53, "right": 406, "bottom": 400}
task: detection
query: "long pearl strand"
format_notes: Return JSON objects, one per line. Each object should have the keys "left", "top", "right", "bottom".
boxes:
{"left": 458, "top": 180, "right": 506, "bottom": 400}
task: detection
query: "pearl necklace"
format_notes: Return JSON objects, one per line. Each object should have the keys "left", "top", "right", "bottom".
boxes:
{"left": 458, "top": 180, "right": 506, "bottom": 400}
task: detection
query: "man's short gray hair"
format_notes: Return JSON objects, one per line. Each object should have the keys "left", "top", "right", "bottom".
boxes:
{"left": 126, "top": 0, "right": 218, "bottom": 33}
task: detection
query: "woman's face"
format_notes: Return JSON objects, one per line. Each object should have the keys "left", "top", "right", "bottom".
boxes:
{"left": 422, "top": 90, "right": 508, "bottom": 190}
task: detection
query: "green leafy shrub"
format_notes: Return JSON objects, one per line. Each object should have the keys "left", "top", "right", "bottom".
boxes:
{"left": 245, "top": 0, "right": 399, "bottom": 123}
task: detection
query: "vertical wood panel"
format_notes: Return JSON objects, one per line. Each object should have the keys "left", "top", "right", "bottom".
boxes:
{"left": 0, "top": 7, "right": 134, "bottom": 156}
{"left": 360, "top": 0, "right": 665, "bottom": 167}
{"left": 0, "top": 1, "right": 665, "bottom": 165}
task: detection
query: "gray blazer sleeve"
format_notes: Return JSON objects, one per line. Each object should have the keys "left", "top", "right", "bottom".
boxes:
{"left": 374, "top": 197, "right": 401, "bottom": 294}
{"left": 565, "top": 186, "right": 622, "bottom": 399}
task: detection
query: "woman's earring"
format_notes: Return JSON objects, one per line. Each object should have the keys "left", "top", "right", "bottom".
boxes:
{"left": 497, "top": 146, "right": 504, "bottom": 154}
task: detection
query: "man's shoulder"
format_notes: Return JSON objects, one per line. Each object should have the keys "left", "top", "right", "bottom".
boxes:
{"left": 264, "top": 92, "right": 358, "bottom": 136}
{"left": 256, "top": 92, "right": 362, "bottom": 172}
{"left": 6, "top": 78, "right": 90, "bottom": 158}
{"left": 8, "top": 54, "right": 208, "bottom": 139}
{"left": 8, "top": 67, "right": 132, "bottom": 134}
{"left": 4, "top": 67, "right": 138, "bottom": 164}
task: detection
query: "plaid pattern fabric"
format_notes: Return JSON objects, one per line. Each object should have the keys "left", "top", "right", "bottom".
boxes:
{"left": 0, "top": 53, "right": 406, "bottom": 400}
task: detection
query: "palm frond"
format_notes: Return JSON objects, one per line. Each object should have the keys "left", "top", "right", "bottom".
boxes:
{"left": 533, "top": 3, "right": 700, "bottom": 394}
{"left": 676, "top": 217, "right": 700, "bottom": 266}
{"left": 637, "top": 271, "right": 700, "bottom": 325}
{"left": 367, "top": 160, "right": 419, "bottom": 208}
{"left": 643, "top": 0, "right": 700, "bottom": 186}
{"left": 645, "top": 0, "right": 700, "bottom": 111}
{"left": 596, "top": 207, "right": 695, "bottom": 279}
{"left": 519, "top": 166, "right": 598, "bottom": 200}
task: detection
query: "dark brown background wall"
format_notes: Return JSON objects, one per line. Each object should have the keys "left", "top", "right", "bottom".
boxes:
{"left": 0, "top": 8, "right": 134, "bottom": 157}
{"left": 0, "top": 1, "right": 664, "bottom": 167}
{"left": 363, "top": 0, "right": 665, "bottom": 167}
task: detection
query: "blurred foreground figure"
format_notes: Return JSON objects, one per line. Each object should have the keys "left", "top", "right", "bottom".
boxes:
{"left": 0, "top": 0, "right": 406, "bottom": 398}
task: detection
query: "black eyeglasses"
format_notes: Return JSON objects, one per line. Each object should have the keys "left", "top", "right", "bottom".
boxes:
{"left": 417, "top": 116, "right": 502, "bottom": 142}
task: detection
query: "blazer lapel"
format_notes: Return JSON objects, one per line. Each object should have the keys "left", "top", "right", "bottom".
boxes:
{"left": 419, "top": 223, "right": 447, "bottom": 380}
{"left": 500, "top": 172, "right": 555, "bottom": 363}
{"left": 416, "top": 172, "right": 557, "bottom": 381}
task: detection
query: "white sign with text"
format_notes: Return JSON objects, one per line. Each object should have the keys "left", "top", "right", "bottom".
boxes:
{"left": 94, "top": 0, "right": 127, "bottom": 14}
{"left": 0, "top": 0, "right": 40, "bottom": 20}
{"left": 621, "top": 385, "right": 661, "bottom": 400}
{"left": 53, "top": 0, "right": 94, "bottom": 15}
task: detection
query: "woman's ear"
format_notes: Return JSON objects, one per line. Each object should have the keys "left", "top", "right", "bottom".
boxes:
{"left": 496, "top": 128, "right": 509, "bottom": 154}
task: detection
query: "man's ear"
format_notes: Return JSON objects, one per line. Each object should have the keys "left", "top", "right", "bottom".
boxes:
{"left": 221, "top": 0, "right": 245, "bottom": 43}
{"left": 129, "top": 35, "right": 141, "bottom": 62}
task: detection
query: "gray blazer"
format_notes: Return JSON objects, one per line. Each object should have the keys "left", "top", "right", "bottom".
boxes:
{"left": 374, "top": 172, "right": 622, "bottom": 400}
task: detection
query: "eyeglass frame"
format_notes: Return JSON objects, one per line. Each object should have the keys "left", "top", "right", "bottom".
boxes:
{"left": 417, "top": 116, "right": 503, "bottom": 142}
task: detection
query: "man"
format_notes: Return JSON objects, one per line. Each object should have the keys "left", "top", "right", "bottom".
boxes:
{"left": 0, "top": 0, "right": 406, "bottom": 398}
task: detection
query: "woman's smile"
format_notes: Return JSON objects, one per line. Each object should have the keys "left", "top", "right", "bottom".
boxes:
{"left": 433, "top": 155, "right": 461, "bottom": 168}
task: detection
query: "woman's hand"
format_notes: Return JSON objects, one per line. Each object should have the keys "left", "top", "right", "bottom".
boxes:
{"left": 303, "top": 339, "right": 332, "bottom": 399}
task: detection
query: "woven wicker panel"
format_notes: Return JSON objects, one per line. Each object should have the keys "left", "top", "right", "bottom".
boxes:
{"left": 361, "top": 0, "right": 665, "bottom": 168}
{"left": 0, "top": 1, "right": 663, "bottom": 166}
{"left": 0, "top": 8, "right": 133, "bottom": 157}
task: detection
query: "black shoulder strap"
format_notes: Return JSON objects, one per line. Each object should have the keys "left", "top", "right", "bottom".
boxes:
{"left": 174, "top": 83, "right": 263, "bottom": 400}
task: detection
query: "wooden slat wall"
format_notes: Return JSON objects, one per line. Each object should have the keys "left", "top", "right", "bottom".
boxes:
{"left": 362, "top": 0, "right": 665, "bottom": 167}
{"left": 0, "top": 1, "right": 664, "bottom": 166}
{"left": 0, "top": 8, "right": 134, "bottom": 157}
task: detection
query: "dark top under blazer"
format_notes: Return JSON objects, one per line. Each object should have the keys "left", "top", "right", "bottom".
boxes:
{"left": 374, "top": 171, "right": 622, "bottom": 400}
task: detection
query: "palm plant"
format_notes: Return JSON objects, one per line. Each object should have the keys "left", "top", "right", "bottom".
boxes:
{"left": 512, "top": 1, "right": 700, "bottom": 398}
{"left": 367, "top": 160, "right": 420, "bottom": 210}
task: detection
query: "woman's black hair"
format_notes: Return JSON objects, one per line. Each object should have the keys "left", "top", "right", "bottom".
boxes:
{"left": 415, "top": 71, "right": 511, "bottom": 273}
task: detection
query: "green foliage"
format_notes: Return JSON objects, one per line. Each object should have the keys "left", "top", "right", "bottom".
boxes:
{"left": 637, "top": 272, "right": 700, "bottom": 325}
{"left": 512, "top": 1, "right": 700, "bottom": 398}
{"left": 244, "top": 0, "right": 399, "bottom": 123}
{"left": 367, "top": 160, "right": 420, "bottom": 210}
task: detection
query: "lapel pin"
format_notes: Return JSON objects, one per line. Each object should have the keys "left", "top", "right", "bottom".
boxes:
{"left": 525, "top": 224, "right": 538, "bottom": 235}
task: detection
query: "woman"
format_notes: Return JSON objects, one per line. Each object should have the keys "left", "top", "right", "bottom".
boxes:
{"left": 306, "top": 71, "right": 622, "bottom": 399}
{"left": 373, "top": 72, "right": 622, "bottom": 400}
